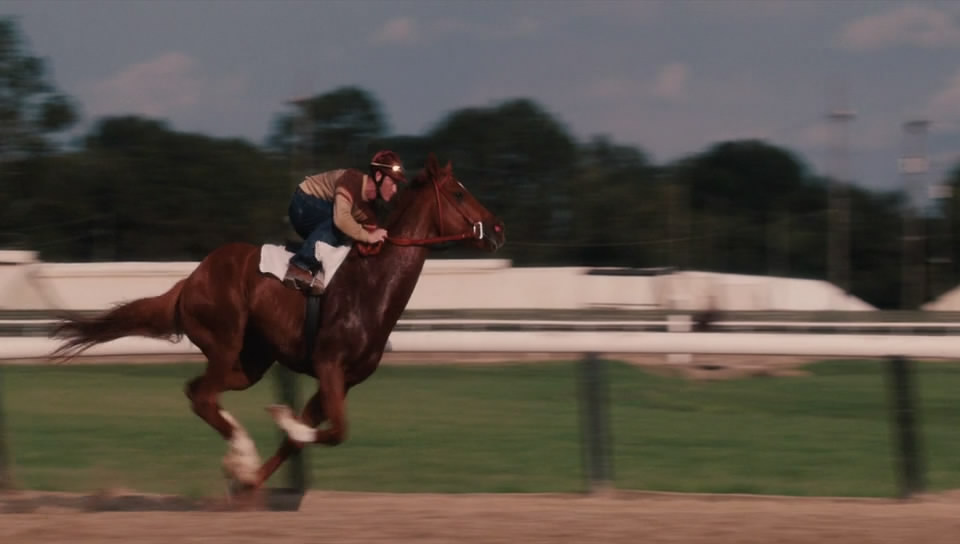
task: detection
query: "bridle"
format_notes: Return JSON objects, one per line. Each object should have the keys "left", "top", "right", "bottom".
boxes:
{"left": 357, "top": 172, "right": 487, "bottom": 255}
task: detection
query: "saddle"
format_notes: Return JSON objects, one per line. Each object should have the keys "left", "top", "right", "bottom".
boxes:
{"left": 261, "top": 236, "right": 359, "bottom": 297}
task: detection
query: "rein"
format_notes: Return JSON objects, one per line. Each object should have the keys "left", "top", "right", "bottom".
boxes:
{"left": 357, "top": 173, "right": 484, "bottom": 256}
{"left": 386, "top": 225, "right": 483, "bottom": 246}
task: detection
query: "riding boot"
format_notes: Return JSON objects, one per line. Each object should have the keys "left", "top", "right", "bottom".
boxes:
{"left": 282, "top": 262, "right": 325, "bottom": 295}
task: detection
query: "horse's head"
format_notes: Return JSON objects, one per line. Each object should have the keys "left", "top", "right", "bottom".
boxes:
{"left": 406, "top": 153, "right": 506, "bottom": 252}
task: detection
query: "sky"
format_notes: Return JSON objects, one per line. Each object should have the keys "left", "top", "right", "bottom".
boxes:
{"left": 4, "top": 0, "right": 960, "bottom": 197}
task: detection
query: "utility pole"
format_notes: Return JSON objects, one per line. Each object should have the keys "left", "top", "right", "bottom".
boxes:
{"left": 826, "top": 85, "right": 856, "bottom": 296}
{"left": 928, "top": 170, "right": 954, "bottom": 301}
{"left": 666, "top": 170, "right": 689, "bottom": 272}
{"left": 899, "top": 119, "right": 930, "bottom": 310}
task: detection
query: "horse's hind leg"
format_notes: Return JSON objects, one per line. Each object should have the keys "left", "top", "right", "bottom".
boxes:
{"left": 185, "top": 328, "right": 275, "bottom": 487}
{"left": 185, "top": 370, "right": 260, "bottom": 486}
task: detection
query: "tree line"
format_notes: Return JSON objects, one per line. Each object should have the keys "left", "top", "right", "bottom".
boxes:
{"left": 1, "top": 17, "right": 958, "bottom": 310}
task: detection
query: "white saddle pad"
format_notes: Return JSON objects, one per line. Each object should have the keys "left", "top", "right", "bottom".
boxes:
{"left": 259, "top": 241, "right": 352, "bottom": 286}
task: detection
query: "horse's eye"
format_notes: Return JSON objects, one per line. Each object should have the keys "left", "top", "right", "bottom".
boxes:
{"left": 454, "top": 191, "right": 465, "bottom": 202}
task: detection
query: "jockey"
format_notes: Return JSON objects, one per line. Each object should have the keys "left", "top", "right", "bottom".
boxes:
{"left": 283, "top": 150, "right": 407, "bottom": 293}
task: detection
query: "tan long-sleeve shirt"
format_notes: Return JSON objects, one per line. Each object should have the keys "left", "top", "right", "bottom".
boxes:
{"left": 298, "top": 169, "right": 378, "bottom": 243}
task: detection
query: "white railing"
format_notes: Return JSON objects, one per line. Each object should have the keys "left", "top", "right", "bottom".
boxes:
{"left": 5, "top": 317, "right": 960, "bottom": 331}
{"left": 387, "top": 331, "right": 960, "bottom": 359}
{"left": 3, "top": 330, "right": 960, "bottom": 361}
{"left": 0, "top": 337, "right": 201, "bottom": 360}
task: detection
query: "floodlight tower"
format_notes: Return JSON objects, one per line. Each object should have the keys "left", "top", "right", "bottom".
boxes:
{"left": 827, "top": 106, "right": 856, "bottom": 295}
{"left": 899, "top": 119, "right": 930, "bottom": 309}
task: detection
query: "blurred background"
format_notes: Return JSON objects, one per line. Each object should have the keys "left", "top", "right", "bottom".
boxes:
{"left": 3, "top": 0, "right": 960, "bottom": 507}
{"left": 2, "top": 0, "right": 960, "bottom": 309}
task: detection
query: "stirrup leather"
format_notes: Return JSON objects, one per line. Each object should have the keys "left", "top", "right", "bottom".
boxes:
{"left": 284, "top": 267, "right": 324, "bottom": 295}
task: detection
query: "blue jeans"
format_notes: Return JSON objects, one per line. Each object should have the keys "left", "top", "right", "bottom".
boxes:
{"left": 288, "top": 188, "right": 347, "bottom": 271}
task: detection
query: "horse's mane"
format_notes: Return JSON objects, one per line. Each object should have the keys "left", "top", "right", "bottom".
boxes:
{"left": 381, "top": 169, "right": 432, "bottom": 230}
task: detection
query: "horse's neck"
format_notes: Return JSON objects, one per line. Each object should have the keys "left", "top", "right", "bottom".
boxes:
{"left": 383, "top": 185, "right": 435, "bottom": 241}
{"left": 364, "top": 189, "right": 436, "bottom": 329}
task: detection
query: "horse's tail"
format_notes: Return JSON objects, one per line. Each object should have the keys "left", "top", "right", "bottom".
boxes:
{"left": 49, "top": 278, "right": 187, "bottom": 362}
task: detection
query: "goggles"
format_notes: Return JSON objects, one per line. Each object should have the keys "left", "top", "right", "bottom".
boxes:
{"left": 371, "top": 162, "right": 404, "bottom": 175}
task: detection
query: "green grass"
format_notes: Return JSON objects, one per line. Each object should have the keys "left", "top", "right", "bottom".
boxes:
{"left": 1, "top": 359, "right": 959, "bottom": 498}
{"left": 606, "top": 360, "right": 960, "bottom": 498}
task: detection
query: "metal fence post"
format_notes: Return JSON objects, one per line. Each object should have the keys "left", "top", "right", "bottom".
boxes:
{"left": 578, "top": 352, "right": 613, "bottom": 493}
{"left": 274, "top": 365, "right": 307, "bottom": 493}
{"left": 0, "top": 364, "right": 13, "bottom": 490}
{"left": 885, "top": 356, "right": 925, "bottom": 498}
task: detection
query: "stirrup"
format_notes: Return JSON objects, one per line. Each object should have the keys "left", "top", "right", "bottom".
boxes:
{"left": 292, "top": 279, "right": 324, "bottom": 296}
{"left": 282, "top": 267, "right": 321, "bottom": 294}
{"left": 287, "top": 274, "right": 324, "bottom": 295}
{"left": 308, "top": 270, "right": 326, "bottom": 295}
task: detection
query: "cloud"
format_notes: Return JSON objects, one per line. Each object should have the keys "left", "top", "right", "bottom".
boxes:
{"left": 371, "top": 17, "right": 419, "bottom": 46}
{"left": 651, "top": 62, "right": 691, "bottom": 101}
{"left": 680, "top": 0, "right": 819, "bottom": 21}
{"left": 370, "top": 14, "right": 542, "bottom": 47}
{"left": 580, "top": 62, "right": 691, "bottom": 104}
{"left": 837, "top": 4, "right": 960, "bottom": 51}
{"left": 568, "top": 1, "right": 662, "bottom": 21}
{"left": 436, "top": 15, "right": 541, "bottom": 39}
{"left": 78, "top": 52, "right": 245, "bottom": 120}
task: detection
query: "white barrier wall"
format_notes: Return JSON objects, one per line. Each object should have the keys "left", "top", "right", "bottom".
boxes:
{"left": 406, "top": 263, "right": 588, "bottom": 309}
{"left": 6, "top": 262, "right": 193, "bottom": 311}
{"left": 5, "top": 331, "right": 960, "bottom": 361}
{"left": 0, "top": 250, "right": 875, "bottom": 312}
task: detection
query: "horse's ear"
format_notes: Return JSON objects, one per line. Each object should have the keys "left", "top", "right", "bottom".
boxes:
{"left": 425, "top": 153, "right": 439, "bottom": 177}
{"left": 444, "top": 160, "right": 453, "bottom": 173}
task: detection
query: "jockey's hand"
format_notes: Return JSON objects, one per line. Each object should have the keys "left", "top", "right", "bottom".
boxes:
{"left": 368, "top": 228, "right": 388, "bottom": 244}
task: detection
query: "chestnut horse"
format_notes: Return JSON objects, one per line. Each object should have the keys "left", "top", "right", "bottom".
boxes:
{"left": 50, "top": 153, "right": 505, "bottom": 492}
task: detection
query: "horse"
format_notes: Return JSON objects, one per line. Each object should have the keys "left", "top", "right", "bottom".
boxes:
{"left": 49, "top": 152, "right": 506, "bottom": 494}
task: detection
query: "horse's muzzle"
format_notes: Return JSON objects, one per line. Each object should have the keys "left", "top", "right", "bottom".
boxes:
{"left": 486, "top": 220, "right": 505, "bottom": 251}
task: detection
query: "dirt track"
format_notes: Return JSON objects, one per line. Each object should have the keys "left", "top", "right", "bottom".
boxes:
{"left": 4, "top": 490, "right": 960, "bottom": 543}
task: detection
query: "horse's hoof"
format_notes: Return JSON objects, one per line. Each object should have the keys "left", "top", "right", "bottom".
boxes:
{"left": 224, "top": 480, "right": 265, "bottom": 510}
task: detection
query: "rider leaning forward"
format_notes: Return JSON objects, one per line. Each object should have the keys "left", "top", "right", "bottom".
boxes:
{"left": 283, "top": 150, "right": 407, "bottom": 294}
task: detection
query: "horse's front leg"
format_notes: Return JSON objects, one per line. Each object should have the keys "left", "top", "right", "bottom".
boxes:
{"left": 254, "top": 392, "right": 326, "bottom": 487}
{"left": 255, "top": 364, "right": 347, "bottom": 487}
{"left": 274, "top": 363, "right": 348, "bottom": 446}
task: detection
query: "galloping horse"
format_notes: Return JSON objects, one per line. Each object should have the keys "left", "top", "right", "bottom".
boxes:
{"left": 50, "top": 153, "right": 505, "bottom": 491}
